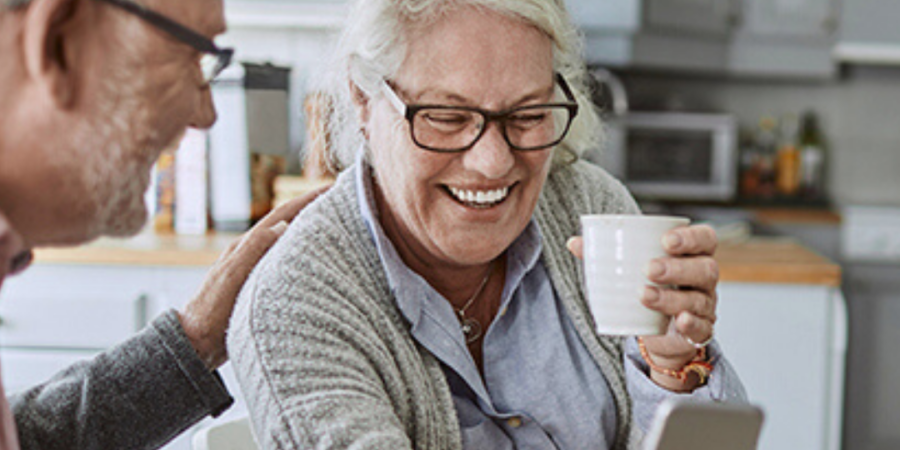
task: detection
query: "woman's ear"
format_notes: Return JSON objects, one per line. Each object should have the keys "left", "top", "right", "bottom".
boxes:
{"left": 349, "top": 80, "right": 371, "bottom": 131}
{"left": 22, "top": 0, "right": 84, "bottom": 108}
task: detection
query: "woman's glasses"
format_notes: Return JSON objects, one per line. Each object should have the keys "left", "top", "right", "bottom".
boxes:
{"left": 381, "top": 73, "right": 579, "bottom": 153}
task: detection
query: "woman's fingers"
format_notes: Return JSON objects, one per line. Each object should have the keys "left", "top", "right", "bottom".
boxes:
{"left": 663, "top": 224, "right": 717, "bottom": 256}
{"left": 672, "top": 311, "right": 715, "bottom": 348}
{"left": 641, "top": 285, "right": 717, "bottom": 323}
{"left": 646, "top": 256, "right": 719, "bottom": 292}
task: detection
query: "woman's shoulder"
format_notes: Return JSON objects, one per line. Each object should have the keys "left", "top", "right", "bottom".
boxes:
{"left": 245, "top": 168, "right": 387, "bottom": 301}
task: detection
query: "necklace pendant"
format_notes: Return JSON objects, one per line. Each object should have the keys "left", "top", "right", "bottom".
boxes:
{"left": 460, "top": 317, "right": 482, "bottom": 344}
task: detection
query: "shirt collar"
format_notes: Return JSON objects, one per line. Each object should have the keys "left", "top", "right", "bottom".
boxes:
{"left": 354, "top": 149, "right": 544, "bottom": 329}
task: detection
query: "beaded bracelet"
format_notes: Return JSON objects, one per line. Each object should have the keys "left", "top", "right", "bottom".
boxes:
{"left": 637, "top": 337, "right": 714, "bottom": 385}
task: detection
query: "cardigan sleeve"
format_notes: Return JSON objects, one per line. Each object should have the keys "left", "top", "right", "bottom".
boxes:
{"left": 9, "top": 309, "right": 233, "bottom": 450}
{"left": 227, "top": 263, "right": 415, "bottom": 450}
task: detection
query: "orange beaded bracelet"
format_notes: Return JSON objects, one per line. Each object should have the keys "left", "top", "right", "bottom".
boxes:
{"left": 637, "top": 337, "right": 714, "bottom": 385}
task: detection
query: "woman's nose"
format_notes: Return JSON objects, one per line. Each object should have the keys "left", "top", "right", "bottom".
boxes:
{"left": 462, "top": 123, "right": 515, "bottom": 179}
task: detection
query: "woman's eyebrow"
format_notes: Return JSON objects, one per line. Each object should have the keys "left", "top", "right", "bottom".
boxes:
{"left": 408, "top": 84, "right": 556, "bottom": 108}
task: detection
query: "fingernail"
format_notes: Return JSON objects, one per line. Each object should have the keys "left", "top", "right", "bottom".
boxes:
{"left": 270, "top": 221, "right": 288, "bottom": 236}
{"left": 642, "top": 286, "right": 660, "bottom": 304}
{"left": 644, "top": 261, "right": 665, "bottom": 279}
{"left": 664, "top": 233, "right": 682, "bottom": 250}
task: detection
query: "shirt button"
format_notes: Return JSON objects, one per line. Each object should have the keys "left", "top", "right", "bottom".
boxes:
{"left": 507, "top": 416, "right": 523, "bottom": 428}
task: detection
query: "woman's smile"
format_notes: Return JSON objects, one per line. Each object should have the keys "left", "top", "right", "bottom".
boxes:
{"left": 445, "top": 184, "right": 515, "bottom": 209}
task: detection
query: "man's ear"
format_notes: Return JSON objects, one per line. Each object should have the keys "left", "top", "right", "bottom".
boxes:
{"left": 22, "top": 0, "right": 84, "bottom": 108}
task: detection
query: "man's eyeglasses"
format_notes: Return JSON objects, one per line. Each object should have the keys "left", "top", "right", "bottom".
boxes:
{"left": 381, "top": 73, "right": 579, "bottom": 153}
{"left": 94, "top": 0, "right": 234, "bottom": 84}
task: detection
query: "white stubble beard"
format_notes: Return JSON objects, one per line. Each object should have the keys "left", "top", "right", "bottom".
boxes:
{"left": 64, "top": 63, "right": 162, "bottom": 240}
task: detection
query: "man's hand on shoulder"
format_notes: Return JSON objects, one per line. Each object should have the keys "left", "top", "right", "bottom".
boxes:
{"left": 179, "top": 186, "right": 330, "bottom": 369}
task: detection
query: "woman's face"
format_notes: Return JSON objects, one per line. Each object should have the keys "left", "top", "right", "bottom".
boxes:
{"left": 365, "top": 7, "right": 556, "bottom": 270}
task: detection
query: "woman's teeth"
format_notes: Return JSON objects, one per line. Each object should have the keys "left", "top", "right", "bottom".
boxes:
{"left": 448, "top": 186, "right": 510, "bottom": 207}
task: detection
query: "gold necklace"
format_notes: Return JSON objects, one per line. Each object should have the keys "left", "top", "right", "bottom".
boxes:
{"left": 456, "top": 261, "right": 494, "bottom": 344}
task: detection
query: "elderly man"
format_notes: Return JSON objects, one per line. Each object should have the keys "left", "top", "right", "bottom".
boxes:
{"left": 0, "top": 0, "right": 322, "bottom": 449}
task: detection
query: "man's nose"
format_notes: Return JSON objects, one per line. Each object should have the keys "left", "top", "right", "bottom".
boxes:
{"left": 462, "top": 122, "right": 515, "bottom": 179}
{"left": 189, "top": 88, "right": 217, "bottom": 129}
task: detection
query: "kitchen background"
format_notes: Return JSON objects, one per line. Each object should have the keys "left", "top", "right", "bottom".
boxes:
{"left": 2, "top": 0, "right": 900, "bottom": 450}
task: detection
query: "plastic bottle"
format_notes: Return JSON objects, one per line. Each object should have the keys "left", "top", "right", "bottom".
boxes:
{"left": 776, "top": 114, "right": 801, "bottom": 198}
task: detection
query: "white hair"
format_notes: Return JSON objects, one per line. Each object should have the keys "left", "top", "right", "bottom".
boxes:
{"left": 314, "top": 0, "right": 604, "bottom": 172}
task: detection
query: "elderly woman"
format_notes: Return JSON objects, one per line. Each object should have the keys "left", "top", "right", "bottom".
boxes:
{"left": 228, "top": 0, "right": 746, "bottom": 448}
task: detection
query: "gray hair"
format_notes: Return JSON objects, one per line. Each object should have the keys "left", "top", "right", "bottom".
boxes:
{"left": 316, "top": 0, "right": 603, "bottom": 171}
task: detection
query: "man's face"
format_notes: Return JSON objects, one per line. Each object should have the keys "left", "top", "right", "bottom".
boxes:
{"left": 51, "top": 0, "right": 225, "bottom": 242}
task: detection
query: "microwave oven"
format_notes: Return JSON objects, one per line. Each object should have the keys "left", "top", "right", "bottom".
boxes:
{"left": 599, "top": 112, "right": 738, "bottom": 202}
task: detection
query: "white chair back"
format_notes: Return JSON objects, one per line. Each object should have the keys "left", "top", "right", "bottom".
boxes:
{"left": 192, "top": 417, "right": 259, "bottom": 450}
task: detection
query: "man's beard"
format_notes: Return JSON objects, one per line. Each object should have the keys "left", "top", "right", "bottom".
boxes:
{"left": 64, "top": 69, "right": 163, "bottom": 241}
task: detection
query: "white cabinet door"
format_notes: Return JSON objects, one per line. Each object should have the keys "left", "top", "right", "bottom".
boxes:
{"left": 716, "top": 282, "right": 846, "bottom": 450}
{"left": 644, "top": 0, "right": 739, "bottom": 36}
{"left": 0, "top": 265, "right": 152, "bottom": 350}
{"left": 742, "top": 0, "right": 839, "bottom": 41}
{"left": 0, "top": 263, "right": 215, "bottom": 450}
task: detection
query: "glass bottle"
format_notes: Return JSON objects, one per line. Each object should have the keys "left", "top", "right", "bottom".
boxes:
{"left": 755, "top": 116, "right": 778, "bottom": 200}
{"left": 798, "top": 111, "right": 827, "bottom": 202}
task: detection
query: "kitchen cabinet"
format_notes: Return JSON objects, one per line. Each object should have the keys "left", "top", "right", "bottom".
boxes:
{"left": 729, "top": 0, "right": 840, "bottom": 78}
{"left": 0, "top": 235, "right": 243, "bottom": 450}
{"left": 568, "top": 0, "right": 640, "bottom": 66}
{"left": 835, "top": 0, "right": 900, "bottom": 64}
{"left": 0, "top": 236, "right": 845, "bottom": 450}
{"left": 589, "top": 0, "right": 737, "bottom": 73}
{"left": 577, "top": 0, "right": 840, "bottom": 78}
{"left": 840, "top": 207, "right": 900, "bottom": 449}
{"left": 713, "top": 239, "right": 845, "bottom": 450}
{"left": 643, "top": 0, "right": 736, "bottom": 36}
{"left": 717, "top": 282, "right": 846, "bottom": 450}
{"left": 741, "top": 0, "right": 838, "bottom": 40}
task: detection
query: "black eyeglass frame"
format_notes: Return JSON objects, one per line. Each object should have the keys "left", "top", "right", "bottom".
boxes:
{"left": 94, "top": 0, "right": 234, "bottom": 83}
{"left": 382, "top": 73, "right": 580, "bottom": 153}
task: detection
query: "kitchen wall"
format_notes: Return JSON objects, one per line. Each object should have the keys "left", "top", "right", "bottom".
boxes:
{"left": 216, "top": 25, "right": 340, "bottom": 160}
{"left": 618, "top": 66, "right": 900, "bottom": 207}
{"left": 220, "top": 7, "right": 900, "bottom": 209}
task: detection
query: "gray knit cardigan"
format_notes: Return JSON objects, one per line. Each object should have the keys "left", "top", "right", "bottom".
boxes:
{"left": 229, "top": 160, "right": 643, "bottom": 450}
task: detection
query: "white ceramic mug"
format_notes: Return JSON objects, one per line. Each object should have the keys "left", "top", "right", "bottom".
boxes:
{"left": 581, "top": 214, "right": 691, "bottom": 336}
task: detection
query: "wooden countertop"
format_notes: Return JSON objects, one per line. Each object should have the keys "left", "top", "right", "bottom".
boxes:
{"left": 33, "top": 232, "right": 240, "bottom": 267}
{"left": 715, "top": 237, "right": 841, "bottom": 287}
{"left": 34, "top": 233, "right": 841, "bottom": 286}
{"left": 749, "top": 208, "right": 842, "bottom": 225}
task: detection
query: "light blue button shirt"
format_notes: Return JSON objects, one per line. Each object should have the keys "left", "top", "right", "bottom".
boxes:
{"left": 355, "top": 158, "right": 747, "bottom": 449}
